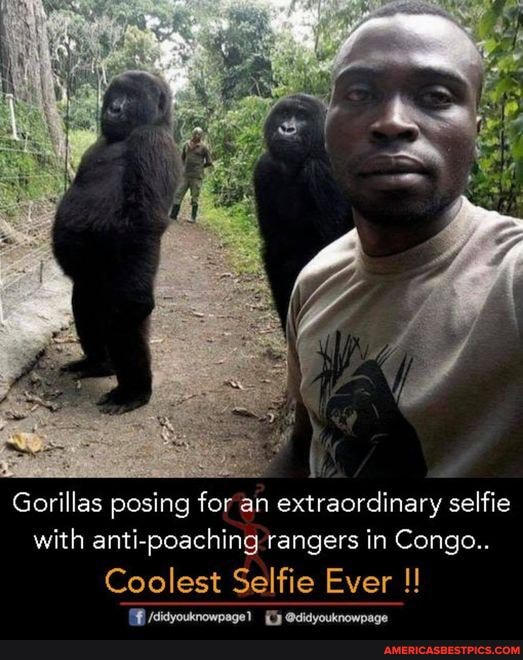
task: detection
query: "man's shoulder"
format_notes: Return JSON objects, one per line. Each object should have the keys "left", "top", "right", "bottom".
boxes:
{"left": 294, "top": 229, "right": 359, "bottom": 292}
{"left": 467, "top": 198, "right": 522, "bottom": 229}
{"left": 466, "top": 198, "right": 523, "bottom": 258}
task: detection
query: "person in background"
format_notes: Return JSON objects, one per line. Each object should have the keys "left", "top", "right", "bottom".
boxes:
{"left": 170, "top": 127, "right": 213, "bottom": 223}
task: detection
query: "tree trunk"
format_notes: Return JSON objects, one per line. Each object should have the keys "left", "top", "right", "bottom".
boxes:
{"left": 0, "top": 0, "right": 66, "bottom": 160}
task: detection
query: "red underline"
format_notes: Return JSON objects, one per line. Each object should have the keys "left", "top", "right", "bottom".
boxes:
{"left": 120, "top": 601, "right": 405, "bottom": 607}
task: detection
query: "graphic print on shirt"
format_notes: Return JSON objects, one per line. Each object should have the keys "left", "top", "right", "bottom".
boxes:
{"left": 313, "top": 331, "right": 427, "bottom": 477}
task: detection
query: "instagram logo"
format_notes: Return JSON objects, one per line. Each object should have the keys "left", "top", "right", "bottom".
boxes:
{"left": 265, "top": 610, "right": 282, "bottom": 626}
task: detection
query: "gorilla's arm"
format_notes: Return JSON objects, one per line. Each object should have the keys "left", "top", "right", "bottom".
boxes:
{"left": 253, "top": 153, "right": 287, "bottom": 243}
{"left": 303, "top": 156, "right": 353, "bottom": 242}
{"left": 124, "top": 126, "right": 181, "bottom": 221}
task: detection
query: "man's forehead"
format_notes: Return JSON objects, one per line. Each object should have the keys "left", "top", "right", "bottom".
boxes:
{"left": 334, "top": 14, "right": 481, "bottom": 82}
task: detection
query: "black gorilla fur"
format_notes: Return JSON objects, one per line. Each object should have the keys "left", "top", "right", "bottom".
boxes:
{"left": 53, "top": 70, "right": 181, "bottom": 414}
{"left": 253, "top": 93, "right": 353, "bottom": 331}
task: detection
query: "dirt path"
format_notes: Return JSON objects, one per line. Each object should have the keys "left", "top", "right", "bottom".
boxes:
{"left": 0, "top": 218, "right": 286, "bottom": 477}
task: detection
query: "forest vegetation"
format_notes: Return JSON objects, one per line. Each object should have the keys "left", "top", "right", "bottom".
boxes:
{"left": 0, "top": 0, "right": 521, "bottom": 268}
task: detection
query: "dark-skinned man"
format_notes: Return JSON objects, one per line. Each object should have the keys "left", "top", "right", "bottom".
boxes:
{"left": 267, "top": 0, "right": 523, "bottom": 478}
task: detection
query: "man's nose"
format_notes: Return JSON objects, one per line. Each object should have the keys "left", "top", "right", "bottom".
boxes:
{"left": 370, "top": 96, "right": 419, "bottom": 142}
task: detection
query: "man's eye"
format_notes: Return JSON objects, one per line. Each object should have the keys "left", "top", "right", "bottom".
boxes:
{"left": 420, "top": 89, "right": 454, "bottom": 107}
{"left": 345, "top": 88, "right": 372, "bottom": 102}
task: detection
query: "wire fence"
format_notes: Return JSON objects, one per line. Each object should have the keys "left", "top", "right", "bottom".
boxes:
{"left": 0, "top": 66, "right": 96, "bottom": 324}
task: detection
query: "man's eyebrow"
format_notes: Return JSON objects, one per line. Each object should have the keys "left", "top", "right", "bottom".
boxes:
{"left": 334, "top": 64, "right": 469, "bottom": 88}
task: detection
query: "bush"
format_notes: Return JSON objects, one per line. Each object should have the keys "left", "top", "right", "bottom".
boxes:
{"left": 200, "top": 187, "right": 262, "bottom": 275}
{"left": 208, "top": 95, "right": 273, "bottom": 207}
{"left": 69, "top": 129, "right": 97, "bottom": 169}
{"left": 0, "top": 98, "right": 63, "bottom": 216}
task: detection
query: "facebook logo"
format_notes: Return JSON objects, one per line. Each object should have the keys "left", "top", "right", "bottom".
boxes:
{"left": 129, "top": 608, "right": 146, "bottom": 626}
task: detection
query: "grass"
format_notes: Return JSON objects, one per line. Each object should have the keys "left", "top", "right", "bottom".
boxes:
{"left": 69, "top": 130, "right": 96, "bottom": 169}
{"left": 199, "top": 185, "right": 263, "bottom": 276}
{"left": 0, "top": 99, "right": 64, "bottom": 217}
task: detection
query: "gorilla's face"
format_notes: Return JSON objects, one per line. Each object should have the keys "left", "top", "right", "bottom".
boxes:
{"left": 265, "top": 94, "right": 326, "bottom": 165}
{"left": 101, "top": 71, "right": 171, "bottom": 142}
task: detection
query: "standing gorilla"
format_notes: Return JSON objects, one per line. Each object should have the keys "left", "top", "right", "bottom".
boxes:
{"left": 253, "top": 94, "right": 353, "bottom": 331}
{"left": 53, "top": 70, "right": 181, "bottom": 414}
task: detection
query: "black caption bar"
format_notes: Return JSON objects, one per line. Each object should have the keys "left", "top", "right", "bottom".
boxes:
{"left": 0, "top": 478, "right": 520, "bottom": 640}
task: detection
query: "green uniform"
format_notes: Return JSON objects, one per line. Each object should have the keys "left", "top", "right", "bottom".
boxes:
{"left": 173, "top": 140, "right": 212, "bottom": 205}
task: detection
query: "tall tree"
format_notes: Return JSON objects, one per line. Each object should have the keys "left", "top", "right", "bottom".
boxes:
{"left": 0, "top": 0, "right": 66, "bottom": 158}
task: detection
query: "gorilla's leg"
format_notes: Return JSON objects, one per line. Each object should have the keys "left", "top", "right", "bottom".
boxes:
{"left": 62, "top": 281, "right": 114, "bottom": 378}
{"left": 97, "top": 295, "right": 154, "bottom": 415}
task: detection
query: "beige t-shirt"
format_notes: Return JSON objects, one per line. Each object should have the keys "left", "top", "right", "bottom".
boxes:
{"left": 287, "top": 197, "right": 523, "bottom": 477}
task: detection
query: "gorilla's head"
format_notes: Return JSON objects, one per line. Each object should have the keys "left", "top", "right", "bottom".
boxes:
{"left": 264, "top": 94, "right": 327, "bottom": 165}
{"left": 101, "top": 70, "right": 173, "bottom": 142}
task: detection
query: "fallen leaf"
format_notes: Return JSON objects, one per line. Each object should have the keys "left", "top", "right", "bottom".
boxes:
{"left": 225, "top": 379, "right": 244, "bottom": 390}
{"left": 7, "top": 433, "right": 45, "bottom": 454}
{"left": 53, "top": 335, "right": 78, "bottom": 344}
{"left": 5, "top": 410, "right": 27, "bottom": 421}
{"left": 231, "top": 407, "right": 258, "bottom": 419}
{"left": 158, "top": 416, "right": 175, "bottom": 442}
{"left": 23, "top": 391, "right": 60, "bottom": 412}
{"left": 158, "top": 416, "right": 175, "bottom": 433}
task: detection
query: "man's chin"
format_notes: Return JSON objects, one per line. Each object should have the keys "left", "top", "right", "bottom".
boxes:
{"left": 349, "top": 193, "right": 452, "bottom": 228}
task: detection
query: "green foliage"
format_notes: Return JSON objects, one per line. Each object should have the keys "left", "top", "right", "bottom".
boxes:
{"left": 207, "top": 95, "right": 272, "bottom": 206}
{"left": 66, "top": 84, "right": 100, "bottom": 133}
{"left": 199, "top": 187, "right": 262, "bottom": 275}
{"left": 173, "top": 86, "right": 213, "bottom": 142}
{"left": 181, "top": 2, "right": 275, "bottom": 112}
{"left": 471, "top": 0, "right": 522, "bottom": 214}
{"left": 105, "top": 27, "right": 162, "bottom": 80}
{"left": 43, "top": 0, "right": 184, "bottom": 42}
{"left": 204, "top": 4, "right": 274, "bottom": 104}
{"left": 69, "top": 130, "right": 97, "bottom": 170}
{"left": 0, "top": 98, "right": 63, "bottom": 216}
{"left": 271, "top": 32, "right": 331, "bottom": 100}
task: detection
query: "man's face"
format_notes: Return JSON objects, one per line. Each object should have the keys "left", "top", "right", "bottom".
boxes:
{"left": 326, "top": 15, "right": 482, "bottom": 225}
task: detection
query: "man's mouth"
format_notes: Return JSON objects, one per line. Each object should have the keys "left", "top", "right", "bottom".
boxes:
{"left": 359, "top": 155, "right": 427, "bottom": 176}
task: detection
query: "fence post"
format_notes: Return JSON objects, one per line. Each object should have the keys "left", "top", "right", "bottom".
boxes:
{"left": 63, "top": 47, "right": 72, "bottom": 193}
{"left": 0, "top": 255, "right": 5, "bottom": 325}
{"left": 5, "top": 93, "right": 19, "bottom": 141}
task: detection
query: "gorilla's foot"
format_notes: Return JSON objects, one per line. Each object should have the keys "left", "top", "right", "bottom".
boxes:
{"left": 97, "top": 386, "right": 151, "bottom": 415}
{"left": 61, "top": 357, "right": 114, "bottom": 378}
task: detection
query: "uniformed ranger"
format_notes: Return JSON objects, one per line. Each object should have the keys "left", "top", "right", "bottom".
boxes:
{"left": 170, "top": 127, "right": 213, "bottom": 223}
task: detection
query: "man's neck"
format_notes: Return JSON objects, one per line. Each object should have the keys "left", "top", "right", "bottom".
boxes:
{"left": 355, "top": 198, "right": 463, "bottom": 257}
